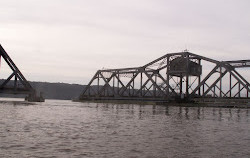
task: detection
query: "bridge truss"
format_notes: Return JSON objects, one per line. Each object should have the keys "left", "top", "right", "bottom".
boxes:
{"left": 0, "top": 44, "right": 44, "bottom": 102}
{"left": 79, "top": 51, "right": 249, "bottom": 102}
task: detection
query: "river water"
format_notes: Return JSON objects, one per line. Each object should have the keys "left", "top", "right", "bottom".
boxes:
{"left": 0, "top": 98, "right": 249, "bottom": 158}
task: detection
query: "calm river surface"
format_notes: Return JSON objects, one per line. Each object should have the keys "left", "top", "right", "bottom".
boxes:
{"left": 0, "top": 98, "right": 249, "bottom": 158}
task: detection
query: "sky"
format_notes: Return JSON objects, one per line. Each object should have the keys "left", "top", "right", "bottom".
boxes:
{"left": 0, "top": 0, "right": 249, "bottom": 84}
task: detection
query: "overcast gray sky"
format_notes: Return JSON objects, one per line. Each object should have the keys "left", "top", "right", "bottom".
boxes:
{"left": 0, "top": 0, "right": 249, "bottom": 84}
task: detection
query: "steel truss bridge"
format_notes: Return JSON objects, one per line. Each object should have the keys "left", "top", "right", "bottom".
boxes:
{"left": 0, "top": 44, "right": 44, "bottom": 102}
{"left": 79, "top": 51, "right": 249, "bottom": 102}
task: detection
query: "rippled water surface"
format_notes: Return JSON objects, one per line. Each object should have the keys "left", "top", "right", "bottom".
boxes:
{"left": 0, "top": 98, "right": 249, "bottom": 158}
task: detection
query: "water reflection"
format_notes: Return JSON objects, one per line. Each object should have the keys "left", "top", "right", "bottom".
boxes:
{"left": 94, "top": 103, "right": 249, "bottom": 122}
{"left": 165, "top": 106, "right": 169, "bottom": 116}
{"left": 0, "top": 100, "right": 249, "bottom": 158}
{"left": 197, "top": 107, "right": 201, "bottom": 120}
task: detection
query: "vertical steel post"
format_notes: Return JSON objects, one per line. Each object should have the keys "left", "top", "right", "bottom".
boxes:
{"left": 132, "top": 73, "right": 135, "bottom": 96}
{"left": 247, "top": 85, "right": 249, "bottom": 98}
{"left": 186, "top": 54, "right": 189, "bottom": 98}
{"left": 128, "top": 80, "right": 131, "bottom": 97}
{"left": 220, "top": 66, "right": 222, "bottom": 97}
{"left": 180, "top": 76, "right": 183, "bottom": 95}
{"left": 14, "top": 75, "right": 17, "bottom": 91}
{"left": 213, "top": 86, "right": 216, "bottom": 97}
{"left": 202, "top": 84, "right": 205, "bottom": 97}
{"left": 117, "top": 72, "right": 119, "bottom": 95}
{"left": 198, "top": 59, "right": 201, "bottom": 96}
{"left": 140, "top": 72, "right": 143, "bottom": 97}
{"left": 186, "top": 76, "right": 189, "bottom": 97}
{"left": 97, "top": 73, "right": 100, "bottom": 94}
{"left": 238, "top": 83, "right": 241, "bottom": 98}
{"left": 154, "top": 75, "right": 157, "bottom": 97}
{"left": 113, "top": 74, "right": 115, "bottom": 96}
{"left": 229, "top": 73, "right": 232, "bottom": 97}
{"left": 166, "top": 56, "right": 170, "bottom": 98}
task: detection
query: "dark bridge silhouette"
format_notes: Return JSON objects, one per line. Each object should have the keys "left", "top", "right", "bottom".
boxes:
{"left": 0, "top": 44, "right": 44, "bottom": 102}
{"left": 79, "top": 51, "right": 250, "bottom": 103}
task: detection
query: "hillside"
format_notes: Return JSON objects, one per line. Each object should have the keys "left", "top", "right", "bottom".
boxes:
{"left": 31, "top": 82, "right": 84, "bottom": 100}
{"left": 0, "top": 80, "right": 85, "bottom": 100}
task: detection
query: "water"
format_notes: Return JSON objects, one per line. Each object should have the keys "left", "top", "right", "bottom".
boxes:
{"left": 0, "top": 98, "right": 249, "bottom": 158}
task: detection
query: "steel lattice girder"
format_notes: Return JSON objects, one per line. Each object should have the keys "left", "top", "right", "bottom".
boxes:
{"left": 79, "top": 51, "right": 250, "bottom": 101}
{"left": 0, "top": 44, "right": 34, "bottom": 94}
{"left": 0, "top": 44, "right": 44, "bottom": 102}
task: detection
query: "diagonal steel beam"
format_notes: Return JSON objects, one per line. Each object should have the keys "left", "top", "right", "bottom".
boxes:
{"left": 214, "top": 84, "right": 226, "bottom": 96}
{"left": 98, "top": 72, "right": 116, "bottom": 96}
{"left": 135, "top": 75, "right": 152, "bottom": 96}
{"left": 143, "top": 71, "right": 166, "bottom": 96}
{"left": 224, "top": 65, "right": 250, "bottom": 93}
{"left": 0, "top": 45, "right": 33, "bottom": 91}
{"left": 80, "top": 71, "right": 99, "bottom": 96}
{"left": 232, "top": 69, "right": 250, "bottom": 87}
{"left": 157, "top": 73, "right": 178, "bottom": 96}
{"left": 143, "top": 83, "right": 154, "bottom": 97}
{"left": 114, "top": 74, "right": 128, "bottom": 96}
{"left": 224, "top": 81, "right": 238, "bottom": 97}
{"left": 203, "top": 68, "right": 228, "bottom": 97}
{"left": 233, "top": 84, "right": 245, "bottom": 97}
{"left": 190, "top": 64, "right": 219, "bottom": 96}
{"left": 0, "top": 72, "right": 15, "bottom": 89}
{"left": 119, "top": 71, "right": 140, "bottom": 96}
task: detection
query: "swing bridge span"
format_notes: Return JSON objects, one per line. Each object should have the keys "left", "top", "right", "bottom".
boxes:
{"left": 79, "top": 51, "right": 250, "bottom": 103}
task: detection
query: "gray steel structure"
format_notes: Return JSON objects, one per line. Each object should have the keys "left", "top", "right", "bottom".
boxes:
{"left": 0, "top": 44, "right": 44, "bottom": 102}
{"left": 80, "top": 51, "right": 250, "bottom": 102}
